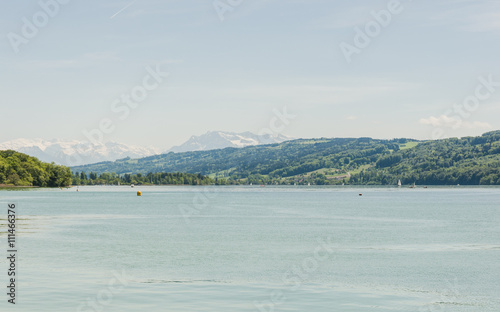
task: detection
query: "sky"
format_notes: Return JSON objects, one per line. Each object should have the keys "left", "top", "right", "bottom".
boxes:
{"left": 1, "top": 0, "right": 499, "bottom": 149}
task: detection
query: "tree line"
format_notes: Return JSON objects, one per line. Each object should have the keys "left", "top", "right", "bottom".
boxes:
{"left": 0, "top": 150, "right": 72, "bottom": 187}
{"left": 72, "top": 171, "right": 218, "bottom": 186}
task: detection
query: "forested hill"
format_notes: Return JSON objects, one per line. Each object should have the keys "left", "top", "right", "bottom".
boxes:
{"left": 72, "top": 131, "right": 500, "bottom": 185}
{"left": 0, "top": 150, "right": 72, "bottom": 187}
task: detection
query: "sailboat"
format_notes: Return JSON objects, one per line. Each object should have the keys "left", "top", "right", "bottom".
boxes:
{"left": 409, "top": 182, "right": 416, "bottom": 189}
{"left": 398, "top": 180, "right": 402, "bottom": 187}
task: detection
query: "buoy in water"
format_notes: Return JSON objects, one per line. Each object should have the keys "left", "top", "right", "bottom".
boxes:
{"left": 359, "top": 193, "right": 363, "bottom": 196}
{"left": 137, "top": 191, "right": 142, "bottom": 196}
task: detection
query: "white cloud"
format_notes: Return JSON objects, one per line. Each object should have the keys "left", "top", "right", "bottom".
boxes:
{"left": 430, "top": 1, "right": 500, "bottom": 32}
{"left": 4, "top": 54, "right": 182, "bottom": 71}
{"left": 460, "top": 12, "right": 500, "bottom": 32}
{"left": 419, "top": 115, "right": 493, "bottom": 130}
{"left": 173, "top": 79, "right": 419, "bottom": 110}
{"left": 5, "top": 53, "right": 122, "bottom": 70}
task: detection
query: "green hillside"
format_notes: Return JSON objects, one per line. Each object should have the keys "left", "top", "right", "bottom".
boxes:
{"left": 0, "top": 150, "right": 72, "bottom": 187}
{"left": 351, "top": 131, "right": 500, "bottom": 185}
{"left": 71, "top": 131, "right": 500, "bottom": 185}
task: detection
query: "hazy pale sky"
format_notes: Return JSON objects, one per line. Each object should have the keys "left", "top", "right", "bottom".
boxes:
{"left": 1, "top": 0, "right": 499, "bottom": 149}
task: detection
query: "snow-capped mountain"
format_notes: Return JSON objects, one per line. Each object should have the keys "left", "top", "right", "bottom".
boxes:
{"left": 0, "top": 139, "right": 161, "bottom": 166}
{"left": 167, "top": 131, "right": 293, "bottom": 153}
{"left": 0, "top": 132, "right": 294, "bottom": 166}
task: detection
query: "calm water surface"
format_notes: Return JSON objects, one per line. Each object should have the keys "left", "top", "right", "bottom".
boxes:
{"left": 0, "top": 186, "right": 499, "bottom": 311}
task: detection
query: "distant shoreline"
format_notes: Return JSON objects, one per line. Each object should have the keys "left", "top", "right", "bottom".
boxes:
{"left": 0, "top": 184, "right": 40, "bottom": 188}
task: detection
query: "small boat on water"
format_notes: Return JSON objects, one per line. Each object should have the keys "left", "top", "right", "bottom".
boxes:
{"left": 131, "top": 184, "right": 134, "bottom": 188}
{"left": 398, "top": 180, "right": 402, "bottom": 187}
{"left": 409, "top": 182, "right": 416, "bottom": 189}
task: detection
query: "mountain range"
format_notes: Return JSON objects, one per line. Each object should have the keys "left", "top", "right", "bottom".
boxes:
{"left": 0, "top": 138, "right": 161, "bottom": 167}
{"left": 71, "top": 131, "right": 500, "bottom": 185}
{"left": 167, "top": 131, "right": 292, "bottom": 153}
{"left": 0, "top": 131, "right": 293, "bottom": 166}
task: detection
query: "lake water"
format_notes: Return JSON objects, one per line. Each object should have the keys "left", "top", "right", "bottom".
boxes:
{"left": 0, "top": 186, "right": 499, "bottom": 311}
